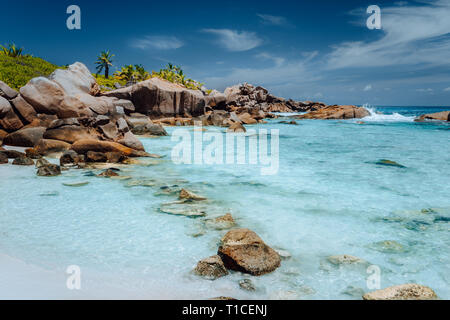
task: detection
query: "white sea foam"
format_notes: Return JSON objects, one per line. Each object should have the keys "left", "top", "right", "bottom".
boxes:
{"left": 362, "top": 106, "right": 415, "bottom": 122}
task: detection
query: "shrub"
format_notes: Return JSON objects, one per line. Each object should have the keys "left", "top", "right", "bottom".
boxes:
{"left": 0, "top": 54, "right": 61, "bottom": 90}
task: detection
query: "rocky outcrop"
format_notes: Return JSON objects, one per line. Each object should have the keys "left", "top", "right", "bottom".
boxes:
{"left": 194, "top": 255, "right": 229, "bottom": 280}
{"left": 294, "top": 105, "right": 370, "bottom": 120}
{"left": 103, "top": 78, "right": 207, "bottom": 117}
{"left": 3, "top": 127, "right": 46, "bottom": 147}
{"left": 415, "top": 110, "right": 450, "bottom": 122}
{"left": 327, "top": 255, "right": 368, "bottom": 266}
{"left": 363, "top": 284, "right": 438, "bottom": 300}
{"left": 218, "top": 229, "right": 281, "bottom": 276}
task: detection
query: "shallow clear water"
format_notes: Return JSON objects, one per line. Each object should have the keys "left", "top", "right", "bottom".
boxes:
{"left": 0, "top": 106, "right": 449, "bottom": 299}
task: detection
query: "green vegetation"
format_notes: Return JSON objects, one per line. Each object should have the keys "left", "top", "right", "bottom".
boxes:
{"left": 1, "top": 44, "right": 23, "bottom": 57}
{"left": 114, "top": 64, "right": 151, "bottom": 83}
{"left": 94, "top": 74, "right": 126, "bottom": 89}
{"left": 153, "top": 63, "right": 204, "bottom": 90}
{"left": 95, "top": 50, "right": 114, "bottom": 79}
{"left": 0, "top": 48, "right": 61, "bottom": 90}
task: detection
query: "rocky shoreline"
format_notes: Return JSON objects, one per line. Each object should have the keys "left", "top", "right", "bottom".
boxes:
{"left": 0, "top": 62, "right": 445, "bottom": 300}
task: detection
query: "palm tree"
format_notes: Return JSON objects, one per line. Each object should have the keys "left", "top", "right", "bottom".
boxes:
{"left": 95, "top": 50, "right": 114, "bottom": 79}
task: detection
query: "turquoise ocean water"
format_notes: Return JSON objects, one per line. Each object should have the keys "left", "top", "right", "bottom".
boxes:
{"left": 0, "top": 106, "right": 449, "bottom": 299}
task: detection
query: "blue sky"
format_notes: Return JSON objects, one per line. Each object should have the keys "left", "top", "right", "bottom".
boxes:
{"left": 1, "top": 0, "right": 450, "bottom": 106}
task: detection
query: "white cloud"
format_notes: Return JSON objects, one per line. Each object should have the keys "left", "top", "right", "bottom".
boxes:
{"left": 444, "top": 87, "right": 450, "bottom": 91}
{"left": 416, "top": 88, "right": 434, "bottom": 92}
{"left": 257, "top": 14, "right": 291, "bottom": 26}
{"left": 202, "top": 29, "right": 262, "bottom": 52}
{"left": 131, "top": 36, "right": 184, "bottom": 50}
{"left": 364, "top": 84, "right": 372, "bottom": 91}
{"left": 255, "top": 52, "right": 285, "bottom": 67}
{"left": 327, "top": 0, "right": 450, "bottom": 69}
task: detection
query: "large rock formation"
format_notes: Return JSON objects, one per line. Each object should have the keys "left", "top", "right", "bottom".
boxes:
{"left": 103, "top": 78, "right": 206, "bottom": 117}
{"left": 415, "top": 111, "right": 450, "bottom": 122}
{"left": 363, "top": 284, "right": 438, "bottom": 300}
{"left": 218, "top": 228, "right": 281, "bottom": 276}
{"left": 0, "top": 62, "right": 147, "bottom": 157}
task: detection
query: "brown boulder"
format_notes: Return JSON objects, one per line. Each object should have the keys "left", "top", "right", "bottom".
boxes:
{"left": 10, "top": 95, "right": 37, "bottom": 123}
{"left": 363, "top": 284, "right": 438, "bottom": 300}
{"left": 99, "top": 122, "right": 119, "bottom": 140}
{"left": 416, "top": 111, "right": 450, "bottom": 122}
{"left": 0, "top": 152, "right": 7, "bottom": 164}
{"left": 34, "top": 139, "right": 71, "bottom": 155}
{"left": 60, "top": 150, "right": 85, "bottom": 166}
{"left": 71, "top": 139, "right": 142, "bottom": 157}
{"left": 102, "top": 78, "right": 206, "bottom": 117}
{"left": 0, "top": 97, "right": 23, "bottom": 131}
{"left": 295, "top": 105, "right": 370, "bottom": 120}
{"left": 0, "top": 80, "right": 18, "bottom": 99}
{"left": 37, "top": 163, "right": 61, "bottom": 177}
{"left": 238, "top": 113, "right": 258, "bottom": 125}
{"left": 194, "top": 255, "right": 229, "bottom": 280}
{"left": 12, "top": 156, "right": 34, "bottom": 166}
{"left": 218, "top": 229, "right": 281, "bottom": 276}
{"left": 0, "top": 129, "right": 7, "bottom": 144}
{"left": 227, "top": 122, "right": 246, "bottom": 133}
{"left": 0, "top": 149, "right": 26, "bottom": 159}
{"left": 118, "top": 131, "right": 144, "bottom": 151}
{"left": 86, "top": 151, "right": 108, "bottom": 162}
{"left": 44, "top": 126, "right": 100, "bottom": 144}
{"left": 3, "top": 127, "right": 46, "bottom": 147}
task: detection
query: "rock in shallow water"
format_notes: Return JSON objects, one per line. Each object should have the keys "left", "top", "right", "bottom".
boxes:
{"left": 194, "top": 255, "right": 229, "bottom": 280}
{"left": 179, "top": 189, "right": 207, "bottom": 201}
{"left": 375, "top": 159, "right": 406, "bottom": 168}
{"left": 12, "top": 156, "right": 34, "bottom": 166}
{"left": 37, "top": 163, "right": 61, "bottom": 177}
{"left": 363, "top": 284, "right": 438, "bottom": 300}
{"left": 327, "top": 254, "right": 368, "bottom": 266}
{"left": 205, "top": 213, "right": 236, "bottom": 230}
{"left": 218, "top": 228, "right": 281, "bottom": 276}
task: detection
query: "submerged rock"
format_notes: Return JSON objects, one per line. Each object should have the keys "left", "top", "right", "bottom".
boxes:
{"left": 327, "top": 255, "right": 368, "bottom": 266}
{"left": 375, "top": 159, "right": 406, "bottom": 168}
{"left": 239, "top": 279, "right": 256, "bottom": 292}
{"left": 194, "top": 255, "right": 229, "bottom": 280}
{"left": 179, "top": 189, "right": 207, "bottom": 201}
{"left": 205, "top": 213, "right": 236, "bottom": 230}
{"left": 97, "top": 169, "right": 120, "bottom": 177}
{"left": 218, "top": 228, "right": 281, "bottom": 276}
{"left": 159, "top": 202, "right": 207, "bottom": 217}
{"left": 368, "top": 240, "right": 405, "bottom": 253}
{"left": 63, "top": 181, "right": 89, "bottom": 187}
{"left": 363, "top": 284, "right": 438, "bottom": 300}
